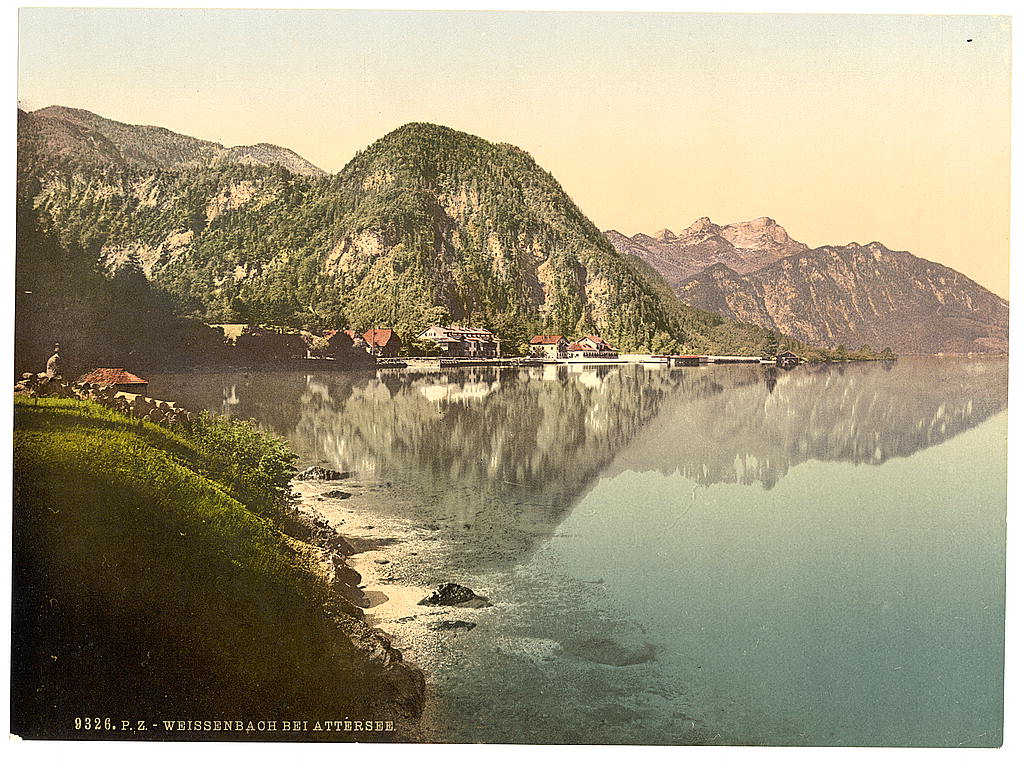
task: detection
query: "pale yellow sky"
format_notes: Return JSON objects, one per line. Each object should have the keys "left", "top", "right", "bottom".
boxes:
{"left": 18, "top": 9, "right": 1011, "bottom": 297}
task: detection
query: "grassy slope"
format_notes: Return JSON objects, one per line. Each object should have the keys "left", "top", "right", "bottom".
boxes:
{"left": 11, "top": 398, "right": 386, "bottom": 739}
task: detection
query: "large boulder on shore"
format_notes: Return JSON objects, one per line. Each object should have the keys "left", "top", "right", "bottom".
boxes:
{"left": 296, "top": 465, "right": 349, "bottom": 481}
{"left": 417, "top": 583, "right": 491, "bottom": 608}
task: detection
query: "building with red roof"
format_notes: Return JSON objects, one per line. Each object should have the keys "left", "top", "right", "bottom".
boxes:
{"left": 528, "top": 335, "right": 568, "bottom": 358}
{"left": 77, "top": 368, "right": 149, "bottom": 393}
{"left": 362, "top": 328, "right": 402, "bottom": 357}
{"left": 564, "top": 335, "right": 619, "bottom": 360}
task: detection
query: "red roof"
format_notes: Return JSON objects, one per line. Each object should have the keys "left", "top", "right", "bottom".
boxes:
{"left": 78, "top": 368, "right": 148, "bottom": 385}
{"left": 577, "top": 335, "right": 618, "bottom": 351}
{"left": 566, "top": 342, "right": 586, "bottom": 351}
{"left": 363, "top": 328, "right": 399, "bottom": 348}
{"left": 530, "top": 335, "right": 565, "bottom": 345}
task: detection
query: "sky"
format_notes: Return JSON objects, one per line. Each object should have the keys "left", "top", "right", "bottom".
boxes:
{"left": 17, "top": 8, "right": 1012, "bottom": 297}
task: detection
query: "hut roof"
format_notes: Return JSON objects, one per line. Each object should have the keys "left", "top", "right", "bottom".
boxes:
{"left": 78, "top": 368, "right": 148, "bottom": 385}
{"left": 364, "top": 328, "right": 399, "bottom": 347}
{"left": 530, "top": 335, "right": 565, "bottom": 345}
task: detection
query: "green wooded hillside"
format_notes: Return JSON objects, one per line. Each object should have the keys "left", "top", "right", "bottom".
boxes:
{"left": 20, "top": 110, "right": 783, "bottom": 356}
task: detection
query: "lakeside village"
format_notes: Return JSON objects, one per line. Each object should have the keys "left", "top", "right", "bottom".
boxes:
{"left": 214, "top": 322, "right": 804, "bottom": 367}
{"left": 33, "top": 323, "right": 805, "bottom": 400}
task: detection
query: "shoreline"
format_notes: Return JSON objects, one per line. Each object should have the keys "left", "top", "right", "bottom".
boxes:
{"left": 291, "top": 475, "right": 499, "bottom": 744}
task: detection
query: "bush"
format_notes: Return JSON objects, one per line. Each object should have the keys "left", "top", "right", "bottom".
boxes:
{"left": 183, "top": 412, "right": 297, "bottom": 521}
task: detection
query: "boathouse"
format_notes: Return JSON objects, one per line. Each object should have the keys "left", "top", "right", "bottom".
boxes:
{"left": 776, "top": 350, "right": 803, "bottom": 368}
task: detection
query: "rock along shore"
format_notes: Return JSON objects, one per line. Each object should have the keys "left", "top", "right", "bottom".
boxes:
{"left": 280, "top": 492, "right": 429, "bottom": 740}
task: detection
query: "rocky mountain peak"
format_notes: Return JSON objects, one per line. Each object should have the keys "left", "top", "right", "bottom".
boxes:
{"left": 682, "top": 216, "right": 721, "bottom": 238}
{"left": 607, "top": 216, "right": 808, "bottom": 289}
{"left": 720, "top": 216, "right": 803, "bottom": 251}
{"left": 684, "top": 216, "right": 716, "bottom": 233}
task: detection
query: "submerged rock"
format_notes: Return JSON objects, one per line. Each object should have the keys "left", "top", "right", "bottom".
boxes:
{"left": 560, "top": 637, "right": 656, "bottom": 667}
{"left": 323, "top": 489, "right": 353, "bottom": 499}
{"left": 429, "top": 620, "right": 477, "bottom": 631}
{"left": 417, "top": 582, "right": 492, "bottom": 608}
{"left": 296, "top": 466, "right": 349, "bottom": 481}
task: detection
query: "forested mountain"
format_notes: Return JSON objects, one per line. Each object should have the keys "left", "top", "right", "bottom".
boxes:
{"left": 18, "top": 107, "right": 783, "bottom": 356}
{"left": 609, "top": 219, "right": 1009, "bottom": 355}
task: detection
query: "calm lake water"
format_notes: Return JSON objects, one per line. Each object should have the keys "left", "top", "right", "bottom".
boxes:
{"left": 148, "top": 358, "right": 1007, "bottom": 747}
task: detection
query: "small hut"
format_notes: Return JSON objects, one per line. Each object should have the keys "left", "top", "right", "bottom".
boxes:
{"left": 78, "top": 368, "right": 149, "bottom": 394}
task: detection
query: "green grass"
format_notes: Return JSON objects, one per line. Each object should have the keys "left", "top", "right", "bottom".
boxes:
{"left": 11, "top": 398, "right": 386, "bottom": 739}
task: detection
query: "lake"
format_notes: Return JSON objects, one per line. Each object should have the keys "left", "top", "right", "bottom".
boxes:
{"left": 148, "top": 357, "right": 1007, "bottom": 746}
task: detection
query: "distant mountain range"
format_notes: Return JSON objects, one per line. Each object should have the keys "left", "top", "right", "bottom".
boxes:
{"left": 17, "top": 106, "right": 780, "bottom": 357}
{"left": 606, "top": 220, "right": 1008, "bottom": 355}
{"left": 19, "top": 106, "right": 326, "bottom": 177}
{"left": 19, "top": 105, "right": 1006, "bottom": 358}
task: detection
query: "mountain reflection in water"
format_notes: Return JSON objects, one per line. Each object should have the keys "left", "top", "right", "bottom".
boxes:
{"left": 148, "top": 358, "right": 1006, "bottom": 569}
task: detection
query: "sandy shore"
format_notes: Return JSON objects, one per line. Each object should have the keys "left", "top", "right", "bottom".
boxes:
{"left": 292, "top": 475, "right": 498, "bottom": 742}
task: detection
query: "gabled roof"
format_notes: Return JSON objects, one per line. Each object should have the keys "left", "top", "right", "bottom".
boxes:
{"left": 420, "top": 325, "right": 497, "bottom": 340}
{"left": 530, "top": 335, "right": 565, "bottom": 345}
{"left": 566, "top": 342, "right": 586, "bottom": 351}
{"left": 78, "top": 368, "right": 148, "bottom": 385}
{"left": 579, "top": 335, "right": 618, "bottom": 351}
{"left": 364, "top": 328, "right": 399, "bottom": 347}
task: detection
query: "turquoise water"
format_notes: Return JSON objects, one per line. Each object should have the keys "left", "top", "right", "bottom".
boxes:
{"left": 148, "top": 358, "right": 1007, "bottom": 746}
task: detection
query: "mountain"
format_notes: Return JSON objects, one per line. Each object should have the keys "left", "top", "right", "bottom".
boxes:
{"left": 17, "top": 108, "right": 782, "bottom": 357}
{"left": 607, "top": 220, "right": 1009, "bottom": 355}
{"left": 18, "top": 106, "right": 326, "bottom": 177}
{"left": 605, "top": 217, "right": 808, "bottom": 289}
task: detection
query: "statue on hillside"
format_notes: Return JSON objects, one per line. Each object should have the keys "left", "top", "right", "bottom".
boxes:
{"left": 45, "top": 343, "right": 61, "bottom": 378}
